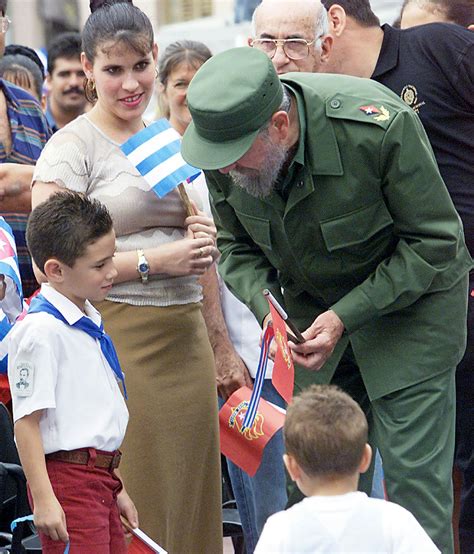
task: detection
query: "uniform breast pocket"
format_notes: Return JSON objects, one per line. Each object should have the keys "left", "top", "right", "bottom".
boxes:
{"left": 235, "top": 211, "right": 272, "bottom": 250}
{"left": 320, "top": 200, "right": 394, "bottom": 256}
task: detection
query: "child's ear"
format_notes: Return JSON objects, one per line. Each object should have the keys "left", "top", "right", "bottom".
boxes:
{"left": 283, "top": 453, "right": 302, "bottom": 483}
{"left": 43, "top": 258, "right": 65, "bottom": 283}
{"left": 359, "top": 444, "right": 372, "bottom": 474}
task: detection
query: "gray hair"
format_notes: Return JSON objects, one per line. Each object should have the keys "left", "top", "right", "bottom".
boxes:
{"left": 259, "top": 85, "right": 292, "bottom": 134}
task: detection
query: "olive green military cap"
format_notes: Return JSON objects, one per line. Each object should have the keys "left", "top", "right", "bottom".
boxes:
{"left": 181, "top": 47, "right": 283, "bottom": 170}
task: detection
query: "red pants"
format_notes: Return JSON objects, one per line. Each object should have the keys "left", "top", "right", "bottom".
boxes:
{"left": 28, "top": 450, "right": 127, "bottom": 554}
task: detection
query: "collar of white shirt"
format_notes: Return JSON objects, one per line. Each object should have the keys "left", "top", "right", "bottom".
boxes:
{"left": 39, "top": 283, "right": 102, "bottom": 327}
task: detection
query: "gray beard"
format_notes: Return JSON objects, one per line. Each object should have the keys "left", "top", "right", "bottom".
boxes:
{"left": 229, "top": 141, "right": 288, "bottom": 199}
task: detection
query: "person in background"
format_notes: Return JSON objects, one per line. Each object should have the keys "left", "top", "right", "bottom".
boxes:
{"left": 399, "top": 0, "right": 473, "bottom": 29}
{"left": 31, "top": 2, "right": 222, "bottom": 552}
{"left": 158, "top": 39, "right": 288, "bottom": 553}
{"left": 249, "top": 0, "right": 332, "bottom": 75}
{"left": 0, "top": 53, "right": 46, "bottom": 108}
{"left": 0, "top": 0, "right": 51, "bottom": 296}
{"left": 255, "top": 385, "right": 439, "bottom": 553}
{"left": 45, "top": 32, "right": 87, "bottom": 132}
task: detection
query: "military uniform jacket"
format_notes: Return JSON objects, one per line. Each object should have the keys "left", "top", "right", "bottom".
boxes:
{"left": 204, "top": 73, "right": 472, "bottom": 399}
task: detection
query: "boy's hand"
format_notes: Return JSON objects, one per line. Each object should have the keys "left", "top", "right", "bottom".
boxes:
{"left": 34, "top": 495, "right": 69, "bottom": 542}
{"left": 117, "top": 487, "right": 139, "bottom": 530}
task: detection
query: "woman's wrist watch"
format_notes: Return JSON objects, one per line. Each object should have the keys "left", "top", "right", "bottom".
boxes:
{"left": 136, "top": 249, "right": 150, "bottom": 284}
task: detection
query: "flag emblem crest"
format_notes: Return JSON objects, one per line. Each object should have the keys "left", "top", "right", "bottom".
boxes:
{"left": 229, "top": 401, "right": 265, "bottom": 441}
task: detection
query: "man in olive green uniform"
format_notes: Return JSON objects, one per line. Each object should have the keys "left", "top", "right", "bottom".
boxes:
{"left": 181, "top": 47, "right": 472, "bottom": 552}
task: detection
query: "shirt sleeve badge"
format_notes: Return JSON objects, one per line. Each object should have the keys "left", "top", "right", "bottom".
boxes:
{"left": 13, "top": 361, "right": 34, "bottom": 397}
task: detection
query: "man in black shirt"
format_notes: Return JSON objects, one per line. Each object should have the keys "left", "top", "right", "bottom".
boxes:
{"left": 320, "top": 2, "right": 473, "bottom": 553}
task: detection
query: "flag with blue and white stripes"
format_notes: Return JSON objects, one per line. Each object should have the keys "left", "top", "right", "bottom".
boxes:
{"left": 121, "top": 118, "right": 201, "bottom": 198}
{"left": 0, "top": 217, "right": 23, "bottom": 322}
{"left": 0, "top": 217, "right": 24, "bottom": 374}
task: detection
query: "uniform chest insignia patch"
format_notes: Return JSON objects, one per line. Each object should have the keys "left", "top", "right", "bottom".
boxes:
{"left": 14, "top": 361, "right": 34, "bottom": 397}
{"left": 360, "top": 105, "right": 380, "bottom": 115}
{"left": 401, "top": 85, "right": 426, "bottom": 113}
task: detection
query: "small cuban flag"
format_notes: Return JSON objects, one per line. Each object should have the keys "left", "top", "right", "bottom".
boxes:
{"left": 121, "top": 118, "right": 201, "bottom": 198}
{"left": 0, "top": 217, "right": 23, "bottom": 323}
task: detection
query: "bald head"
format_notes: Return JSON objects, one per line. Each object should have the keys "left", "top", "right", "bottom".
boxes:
{"left": 250, "top": 0, "right": 332, "bottom": 74}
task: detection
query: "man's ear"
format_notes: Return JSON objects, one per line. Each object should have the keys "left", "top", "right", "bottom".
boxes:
{"left": 43, "top": 258, "right": 65, "bottom": 283}
{"left": 284, "top": 453, "right": 302, "bottom": 482}
{"left": 359, "top": 444, "right": 373, "bottom": 474}
{"left": 247, "top": 36, "right": 254, "bottom": 46}
{"left": 319, "top": 34, "right": 333, "bottom": 64}
{"left": 269, "top": 110, "right": 290, "bottom": 142}
{"left": 327, "top": 4, "right": 347, "bottom": 37}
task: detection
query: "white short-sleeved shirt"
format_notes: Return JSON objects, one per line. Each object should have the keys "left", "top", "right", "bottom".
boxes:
{"left": 254, "top": 492, "right": 440, "bottom": 553}
{"left": 8, "top": 284, "right": 129, "bottom": 453}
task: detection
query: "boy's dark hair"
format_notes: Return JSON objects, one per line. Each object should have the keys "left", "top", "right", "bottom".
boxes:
{"left": 47, "top": 32, "right": 82, "bottom": 75}
{"left": 27, "top": 191, "right": 113, "bottom": 272}
{"left": 321, "top": 0, "right": 380, "bottom": 27}
{"left": 284, "top": 384, "right": 368, "bottom": 478}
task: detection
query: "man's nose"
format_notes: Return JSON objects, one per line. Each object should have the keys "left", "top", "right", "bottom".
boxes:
{"left": 272, "top": 44, "right": 290, "bottom": 72}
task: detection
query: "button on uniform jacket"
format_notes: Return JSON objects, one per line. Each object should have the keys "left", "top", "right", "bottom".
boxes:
{"left": 204, "top": 73, "right": 473, "bottom": 399}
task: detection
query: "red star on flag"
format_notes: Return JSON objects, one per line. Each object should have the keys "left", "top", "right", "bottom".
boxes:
{"left": 0, "top": 230, "right": 15, "bottom": 260}
{"left": 360, "top": 105, "right": 381, "bottom": 116}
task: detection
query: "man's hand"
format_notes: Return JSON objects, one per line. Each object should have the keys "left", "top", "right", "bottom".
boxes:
{"left": 289, "top": 310, "right": 344, "bottom": 370}
{"left": 34, "top": 494, "right": 69, "bottom": 543}
{"left": 215, "top": 345, "right": 253, "bottom": 401}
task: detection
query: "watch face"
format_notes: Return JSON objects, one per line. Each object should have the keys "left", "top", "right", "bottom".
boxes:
{"left": 138, "top": 262, "right": 149, "bottom": 273}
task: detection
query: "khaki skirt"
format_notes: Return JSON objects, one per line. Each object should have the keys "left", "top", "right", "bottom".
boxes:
{"left": 97, "top": 300, "right": 222, "bottom": 554}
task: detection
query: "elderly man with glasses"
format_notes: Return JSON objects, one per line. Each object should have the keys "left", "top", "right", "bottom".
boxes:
{"left": 248, "top": 0, "right": 332, "bottom": 74}
{"left": 0, "top": 0, "right": 51, "bottom": 297}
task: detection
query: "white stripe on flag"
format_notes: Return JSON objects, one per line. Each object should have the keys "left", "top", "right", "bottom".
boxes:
{"left": 1, "top": 257, "right": 21, "bottom": 280}
{"left": 126, "top": 127, "right": 179, "bottom": 166}
{"left": 142, "top": 152, "right": 187, "bottom": 187}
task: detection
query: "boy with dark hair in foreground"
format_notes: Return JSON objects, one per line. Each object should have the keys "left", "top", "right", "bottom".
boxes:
{"left": 255, "top": 385, "right": 439, "bottom": 553}
{"left": 8, "top": 191, "right": 137, "bottom": 553}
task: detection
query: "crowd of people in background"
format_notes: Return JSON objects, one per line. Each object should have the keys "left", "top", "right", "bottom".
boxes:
{"left": 0, "top": 0, "right": 472, "bottom": 553}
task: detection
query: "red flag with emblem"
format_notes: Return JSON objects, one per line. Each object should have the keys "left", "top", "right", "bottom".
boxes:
{"left": 219, "top": 386, "right": 285, "bottom": 476}
{"left": 268, "top": 301, "right": 295, "bottom": 403}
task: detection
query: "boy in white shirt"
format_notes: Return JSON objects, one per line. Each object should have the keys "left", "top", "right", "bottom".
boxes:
{"left": 255, "top": 385, "right": 440, "bottom": 553}
{"left": 8, "top": 191, "right": 137, "bottom": 553}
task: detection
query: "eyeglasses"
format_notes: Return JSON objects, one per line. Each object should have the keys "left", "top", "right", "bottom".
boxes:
{"left": 0, "top": 16, "right": 11, "bottom": 33}
{"left": 250, "top": 38, "right": 318, "bottom": 61}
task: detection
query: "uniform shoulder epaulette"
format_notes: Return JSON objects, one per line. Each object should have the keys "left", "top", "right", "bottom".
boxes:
{"left": 325, "top": 93, "right": 397, "bottom": 129}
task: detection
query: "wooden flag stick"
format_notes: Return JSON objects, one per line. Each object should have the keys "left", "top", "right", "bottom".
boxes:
{"left": 178, "top": 183, "right": 197, "bottom": 217}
